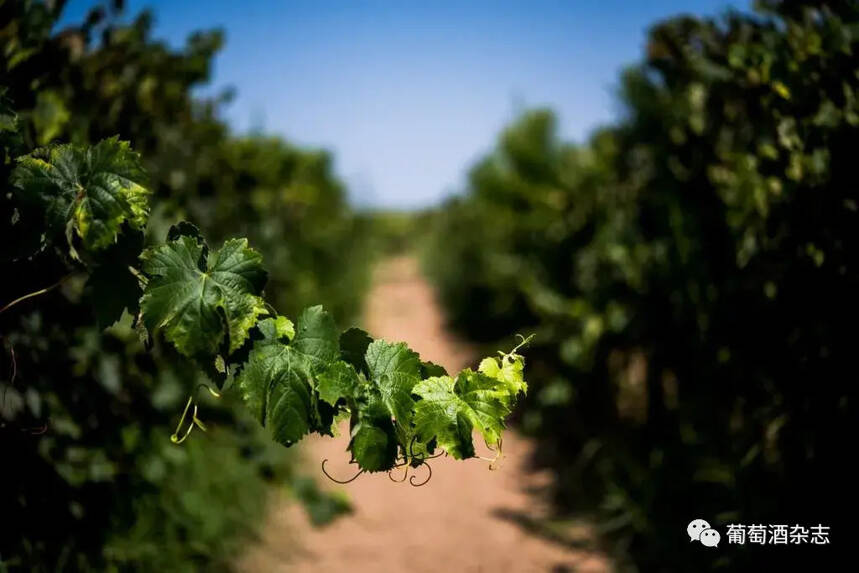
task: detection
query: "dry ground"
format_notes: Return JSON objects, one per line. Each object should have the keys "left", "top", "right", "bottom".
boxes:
{"left": 238, "top": 257, "right": 609, "bottom": 573}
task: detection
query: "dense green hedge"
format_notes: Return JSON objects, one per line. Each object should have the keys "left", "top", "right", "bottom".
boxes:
{"left": 427, "top": 1, "right": 854, "bottom": 569}
{"left": 1, "top": 1, "right": 361, "bottom": 569}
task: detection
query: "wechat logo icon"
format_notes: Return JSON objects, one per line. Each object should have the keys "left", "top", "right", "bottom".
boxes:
{"left": 688, "top": 518, "right": 720, "bottom": 548}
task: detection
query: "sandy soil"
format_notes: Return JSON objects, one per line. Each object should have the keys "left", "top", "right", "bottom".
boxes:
{"left": 238, "top": 257, "right": 609, "bottom": 573}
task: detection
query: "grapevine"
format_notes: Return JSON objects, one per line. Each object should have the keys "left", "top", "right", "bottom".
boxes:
{"left": 4, "top": 130, "right": 529, "bottom": 481}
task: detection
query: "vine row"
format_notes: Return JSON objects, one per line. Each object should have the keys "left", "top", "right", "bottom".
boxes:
{"left": 5, "top": 129, "right": 529, "bottom": 481}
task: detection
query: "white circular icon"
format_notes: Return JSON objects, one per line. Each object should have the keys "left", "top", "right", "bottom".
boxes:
{"left": 700, "top": 528, "right": 721, "bottom": 547}
{"left": 687, "top": 518, "right": 711, "bottom": 542}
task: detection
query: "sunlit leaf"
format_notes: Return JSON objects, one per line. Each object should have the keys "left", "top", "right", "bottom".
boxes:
{"left": 11, "top": 137, "right": 149, "bottom": 252}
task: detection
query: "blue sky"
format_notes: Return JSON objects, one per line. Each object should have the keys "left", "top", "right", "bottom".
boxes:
{"left": 61, "top": 0, "right": 747, "bottom": 209}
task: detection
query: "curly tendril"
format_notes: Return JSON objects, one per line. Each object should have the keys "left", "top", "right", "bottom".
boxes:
{"left": 321, "top": 458, "right": 365, "bottom": 484}
{"left": 409, "top": 462, "right": 432, "bottom": 487}
{"left": 170, "top": 384, "right": 221, "bottom": 444}
{"left": 478, "top": 437, "right": 504, "bottom": 470}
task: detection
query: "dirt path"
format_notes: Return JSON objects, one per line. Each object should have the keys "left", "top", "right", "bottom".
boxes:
{"left": 239, "top": 257, "right": 608, "bottom": 573}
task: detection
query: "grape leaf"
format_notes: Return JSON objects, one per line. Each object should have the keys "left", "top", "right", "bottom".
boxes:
{"left": 1, "top": 132, "right": 532, "bottom": 480}
{"left": 89, "top": 265, "right": 137, "bottom": 328}
{"left": 140, "top": 227, "right": 268, "bottom": 357}
{"left": 413, "top": 370, "right": 511, "bottom": 459}
{"left": 11, "top": 137, "right": 149, "bottom": 252}
{"left": 237, "top": 305, "right": 342, "bottom": 446}
{"left": 256, "top": 315, "right": 295, "bottom": 344}
{"left": 344, "top": 340, "right": 424, "bottom": 471}
{"left": 238, "top": 341, "right": 314, "bottom": 445}
{"left": 167, "top": 220, "right": 205, "bottom": 242}
{"left": 292, "top": 306, "right": 341, "bottom": 436}
{"left": 1, "top": 89, "right": 17, "bottom": 134}
{"left": 318, "top": 360, "right": 361, "bottom": 407}
{"left": 292, "top": 305, "right": 340, "bottom": 369}
{"left": 421, "top": 360, "right": 448, "bottom": 378}
{"left": 87, "top": 229, "right": 145, "bottom": 327}
{"left": 339, "top": 327, "right": 372, "bottom": 372}
{"left": 364, "top": 340, "right": 422, "bottom": 428}
{"left": 478, "top": 354, "right": 527, "bottom": 396}
{"left": 350, "top": 391, "right": 398, "bottom": 472}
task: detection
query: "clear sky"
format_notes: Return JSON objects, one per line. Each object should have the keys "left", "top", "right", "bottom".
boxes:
{"left": 61, "top": 0, "right": 747, "bottom": 209}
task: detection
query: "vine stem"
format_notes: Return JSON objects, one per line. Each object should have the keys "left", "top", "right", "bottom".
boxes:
{"left": 506, "top": 333, "right": 535, "bottom": 356}
{"left": 0, "top": 273, "right": 75, "bottom": 316}
{"left": 1, "top": 341, "right": 16, "bottom": 415}
{"left": 170, "top": 385, "right": 221, "bottom": 444}
{"left": 128, "top": 265, "right": 148, "bottom": 287}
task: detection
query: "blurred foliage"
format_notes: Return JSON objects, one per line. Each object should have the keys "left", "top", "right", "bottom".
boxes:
{"left": 290, "top": 476, "right": 352, "bottom": 527}
{"left": 196, "top": 136, "right": 369, "bottom": 320}
{"left": 427, "top": 1, "right": 855, "bottom": 569}
{"left": 361, "top": 210, "right": 431, "bottom": 257}
{"left": 1, "top": 0, "right": 360, "bottom": 569}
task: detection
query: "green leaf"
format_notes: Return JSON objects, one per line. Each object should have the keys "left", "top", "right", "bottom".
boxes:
{"left": 413, "top": 370, "right": 510, "bottom": 459}
{"left": 167, "top": 220, "right": 204, "bottom": 242}
{"left": 421, "top": 360, "right": 448, "bottom": 378}
{"left": 237, "top": 306, "right": 342, "bottom": 445}
{"left": 32, "top": 90, "right": 70, "bottom": 145}
{"left": 11, "top": 137, "right": 149, "bottom": 252}
{"left": 88, "top": 259, "right": 140, "bottom": 328}
{"left": 237, "top": 341, "right": 314, "bottom": 446}
{"left": 318, "top": 360, "right": 361, "bottom": 407}
{"left": 364, "top": 339, "right": 422, "bottom": 428}
{"left": 478, "top": 354, "right": 527, "bottom": 396}
{"left": 140, "top": 229, "right": 268, "bottom": 357}
{"left": 292, "top": 305, "right": 340, "bottom": 368}
{"left": 0, "top": 89, "right": 17, "bottom": 134}
{"left": 87, "top": 229, "right": 144, "bottom": 327}
{"left": 256, "top": 315, "right": 295, "bottom": 344}
{"left": 350, "top": 392, "right": 398, "bottom": 472}
{"left": 291, "top": 476, "right": 352, "bottom": 526}
{"left": 343, "top": 340, "right": 424, "bottom": 470}
{"left": 0, "top": 88, "right": 21, "bottom": 161}
{"left": 339, "top": 327, "right": 372, "bottom": 371}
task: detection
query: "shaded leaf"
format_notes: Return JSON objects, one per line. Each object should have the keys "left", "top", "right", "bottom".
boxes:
{"left": 87, "top": 229, "right": 144, "bottom": 327}
{"left": 350, "top": 391, "right": 398, "bottom": 472}
{"left": 140, "top": 229, "right": 267, "bottom": 357}
{"left": 344, "top": 340, "right": 424, "bottom": 470}
{"left": 421, "top": 360, "right": 448, "bottom": 378}
{"left": 318, "top": 360, "right": 361, "bottom": 407}
{"left": 256, "top": 315, "right": 295, "bottom": 344}
{"left": 32, "top": 90, "right": 70, "bottom": 145}
{"left": 339, "top": 327, "right": 372, "bottom": 372}
{"left": 238, "top": 341, "right": 314, "bottom": 446}
{"left": 11, "top": 137, "right": 149, "bottom": 252}
{"left": 0, "top": 88, "right": 17, "bottom": 134}
{"left": 237, "top": 306, "right": 342, "bottom": 446}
